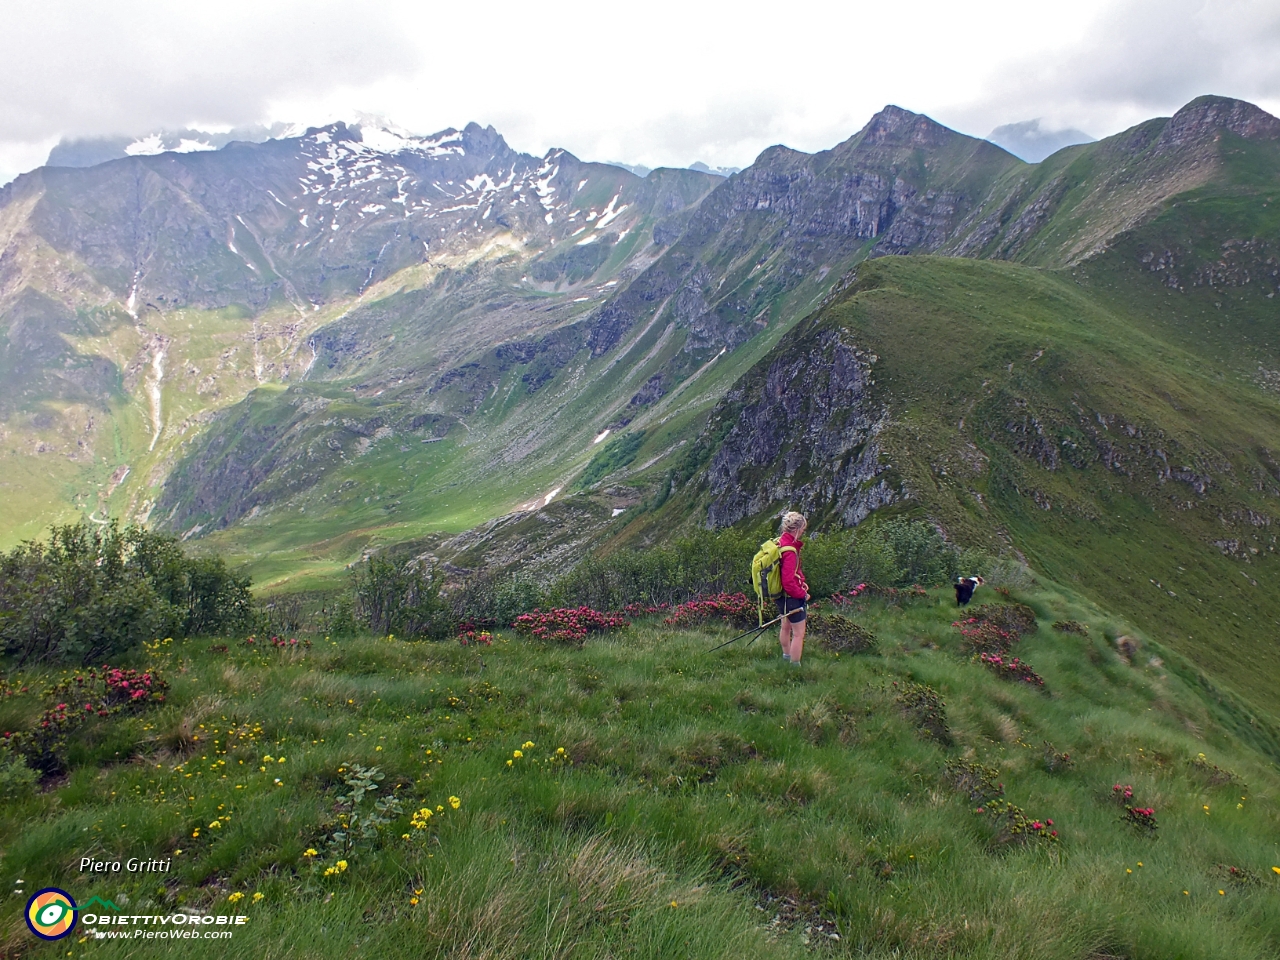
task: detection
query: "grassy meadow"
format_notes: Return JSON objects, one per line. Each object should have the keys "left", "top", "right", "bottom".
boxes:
{"left": 3, "top": 578, "right": 1278, "bottom": 959}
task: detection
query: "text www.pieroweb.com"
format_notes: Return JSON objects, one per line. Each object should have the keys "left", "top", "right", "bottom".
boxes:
{"left": 81, "top": 913, "right": 246, "bottom": 940}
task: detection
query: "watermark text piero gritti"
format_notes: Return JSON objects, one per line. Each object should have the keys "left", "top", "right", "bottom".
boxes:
{"left": 79, "top": 857, "right": 173, "bottom": 874}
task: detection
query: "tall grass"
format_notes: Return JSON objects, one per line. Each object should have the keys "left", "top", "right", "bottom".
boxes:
{"left": 1, "top": 577, "right": 1276, "bottom": 958}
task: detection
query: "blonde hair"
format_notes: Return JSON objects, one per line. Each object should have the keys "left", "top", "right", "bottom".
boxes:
{"left": 780, "top": 511, "right": 807, "bottom": 535}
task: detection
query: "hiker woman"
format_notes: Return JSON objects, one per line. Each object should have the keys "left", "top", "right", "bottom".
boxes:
{"left": 778, "top": 511, "right": 810, "bottom": 664}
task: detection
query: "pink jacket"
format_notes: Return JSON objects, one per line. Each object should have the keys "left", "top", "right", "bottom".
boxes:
{"left": 779, "top": 532, "right": 808, "bottom": 599}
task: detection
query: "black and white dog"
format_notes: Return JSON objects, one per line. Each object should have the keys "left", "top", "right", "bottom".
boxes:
{"left": 954, "top": 575, "right": 985, "bottom": 606}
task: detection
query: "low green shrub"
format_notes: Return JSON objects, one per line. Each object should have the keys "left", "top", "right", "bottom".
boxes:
{"left": 809, "top": 613, "right": 877, "bottom": 654}
{"left": 894, "top": 680, "right": 952, "bottom": 746}
{"left": 349, "top": 555, "right": 452, "bottom": 639}
{"left": 0, "top": 753, "right": 37, "bottom": 799}
{"left": 0, "top": 520, "right": 251, "bottom": 664}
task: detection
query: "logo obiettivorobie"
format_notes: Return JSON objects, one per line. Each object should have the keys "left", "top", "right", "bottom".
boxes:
{"left": 25, "top": 887, "right": 78, "bottom": 940}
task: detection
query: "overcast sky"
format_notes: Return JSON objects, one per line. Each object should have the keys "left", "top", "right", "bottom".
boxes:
{"left": 1, "top": 0, "right": 1278, "bottom": 184}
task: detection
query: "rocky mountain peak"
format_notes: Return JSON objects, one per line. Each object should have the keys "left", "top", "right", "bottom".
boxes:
{"left": 1156, "top": 95, "right": 1280, "bottom": 151}
{"left": 859, "top": 104, "right": 958, "bottom": 148}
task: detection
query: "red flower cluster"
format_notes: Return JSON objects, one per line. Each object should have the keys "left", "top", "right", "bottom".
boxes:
{"left": 1124, "top": 806, "right": 1158, "bottom": 834}
{"left": 47, "top": 666, "right": 168, "bottom": 712}
{"left": 663, "top": 593, "right": 755, "bottom": 628}
{"left": 512, "top": 606, "right": 629, "bottom": 645}
{"left": 40, "top": 702, "right": 72, "bottom": 728}
{"left": 7, "top": 666, "right": 168, "bottom": 775}
{"left": 1112, "top": 785, "right": 1158, "bottom": 833}
{"left": 269, "top": 635, "right": 308, "bottom": 648}
{"left": 977, "top": 652, "right": 1045, "bottom": 686}
{"left": 953, "top": 618, "right": 1020, "bottom": 655}
{"left": 830, "top": 584, "right": 869, "bottom": 606}
{"left": 975, "top": 798, "right": 1060, "bottom": 843}
{"left": 457, "top": 630, "right": 494, "bottom": 647}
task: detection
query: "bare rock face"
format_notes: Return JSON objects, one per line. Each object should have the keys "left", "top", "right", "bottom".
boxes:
{"left": 1155, "top": 95, "right": 1280, "bottom": 152}
{"left": 704, "top": 321, "right": 897, "bottom": 527}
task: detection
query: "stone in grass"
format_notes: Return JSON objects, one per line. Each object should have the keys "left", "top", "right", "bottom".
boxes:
{"left": 1113, "top": 635, "right": 1141, "bottom": 663}
{"left": 809, "top": 613, "right": 877, "bottom": 654}
{"left": 1052, "top": 620, "right": 1089, "bottom": 634}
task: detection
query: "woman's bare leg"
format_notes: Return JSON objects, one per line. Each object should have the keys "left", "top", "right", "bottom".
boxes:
{"left": 779, "top": 617, "right": 792, "bottom": 659}
{"left": 789, "top": 619, "right": 806, "bottom": 664}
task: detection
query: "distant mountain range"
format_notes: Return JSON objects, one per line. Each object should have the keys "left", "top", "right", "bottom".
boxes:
{"left": 43, "top": 124, "right": 741, "bottom": 181}
{"left": 3, "top": 94, "right": 1280, "bottom": 713}
{"left": 986, "top": 119, "right": 1096, "bottom": 163}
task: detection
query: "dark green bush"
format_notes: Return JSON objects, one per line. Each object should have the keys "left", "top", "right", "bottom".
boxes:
{"left": 546, "top": 527, "right": 759, "bottom": 610}
{"left": 450, "top": 572, "right": 546, "bottom": 628}
{"left": 0, "top": 520, "right": 252, "bottom": 664}
{"left": 350, "top": 555, "right": 452, "bottom": 639}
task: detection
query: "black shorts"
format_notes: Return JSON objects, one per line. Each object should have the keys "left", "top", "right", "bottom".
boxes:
{"left": 776, "top": 596, "right": 807, "bottom": 623}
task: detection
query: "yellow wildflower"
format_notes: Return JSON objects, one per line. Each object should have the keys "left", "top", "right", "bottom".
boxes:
{"left": 228, "top": 892, "right": 244, "bottom": 903}
{"left": 303, "top": 848, "right": 318, "bottom": 857}
{"left": 449, "top": 796, "right": 460, "bottom": 810}
{"left": 513, "top": 750, "right": 523, "bottom": 759}
{"left": 252, "top": 892, "right": 264, "bottom": 903}
{"left": 337, "top": 860, "right": 348, "bottom": 871}
{"left": 522, "top": 741, "right": 535, "bottom": 749}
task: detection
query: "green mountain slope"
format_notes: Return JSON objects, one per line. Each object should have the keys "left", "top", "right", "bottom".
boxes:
{"left": 0, "top": 124, "right": 720, "bottom": 549}
{"left": 691, "top": 253, "right": 1280, "bottom": 718}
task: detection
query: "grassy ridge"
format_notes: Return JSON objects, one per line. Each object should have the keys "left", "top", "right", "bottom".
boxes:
{"left": 3, "top": 578, "right": 1278, "bottom": 958}
{"left": 772, "top": 255, "right": 1280, "bottom": 719}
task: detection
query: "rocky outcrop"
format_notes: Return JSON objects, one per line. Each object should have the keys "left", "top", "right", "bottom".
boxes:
{"left": 1154, "top": 95, "right": 1280, "bottom": 153}
{"left": 704, "top": 323, "right": 897, "bottom": 527}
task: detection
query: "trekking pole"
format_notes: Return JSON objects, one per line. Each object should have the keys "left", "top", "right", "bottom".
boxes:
{"left": 708, "top": 614, "right": 784, "bottom": 653}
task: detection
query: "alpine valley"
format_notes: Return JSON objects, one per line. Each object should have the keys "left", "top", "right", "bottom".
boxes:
{"left": 3, "top": 94, "right": 1280, "bottom": 719}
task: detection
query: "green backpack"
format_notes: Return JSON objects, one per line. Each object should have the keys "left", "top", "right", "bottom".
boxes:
{"left": 751, "top": 538, "right": 798, "bottom": 625}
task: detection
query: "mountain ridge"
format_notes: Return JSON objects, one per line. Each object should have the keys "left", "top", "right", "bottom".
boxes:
{"left": 2, "top": 97, "right": 1278, "bottom": 629}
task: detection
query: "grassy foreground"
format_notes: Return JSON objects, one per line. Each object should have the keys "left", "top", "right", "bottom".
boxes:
{"left": 2, "top": 581, "right": 1279, "bottom": 959}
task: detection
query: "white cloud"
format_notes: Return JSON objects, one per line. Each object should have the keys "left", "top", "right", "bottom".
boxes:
{"left": 1, "top": 0, "right": 1277, "bottom": 185}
